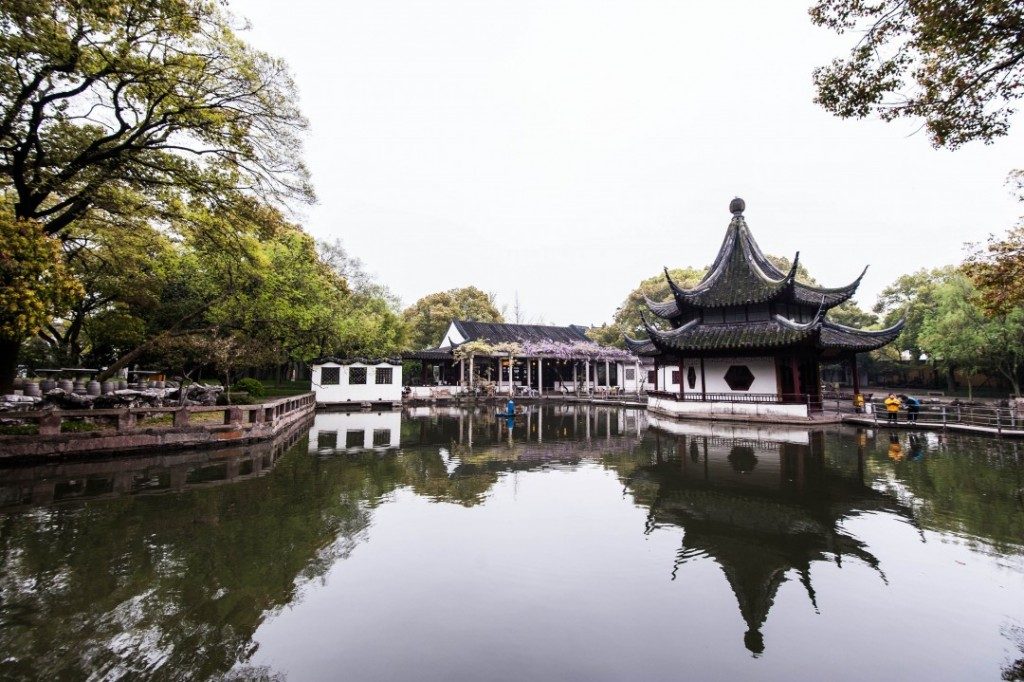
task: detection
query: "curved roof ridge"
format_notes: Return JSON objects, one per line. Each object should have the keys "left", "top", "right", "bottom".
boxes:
{"left": 822, "top": 316, "right": 905, "bottom": 336}
{"left": 795, "top": 265, "right": 869, "bottom": 296}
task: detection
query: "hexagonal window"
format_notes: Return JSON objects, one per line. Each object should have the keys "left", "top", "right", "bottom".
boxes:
{"left": 724, "top": 365, "right": 755, "bottom": 391}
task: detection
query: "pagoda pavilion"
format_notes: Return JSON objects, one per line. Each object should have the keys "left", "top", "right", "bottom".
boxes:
{"left": 625, "top": 198, "right": 903, "bottom": 419}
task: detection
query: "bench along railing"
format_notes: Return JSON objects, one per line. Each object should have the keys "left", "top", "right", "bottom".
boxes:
{"left": 832, "top": 399, "right": 1023, "bottom": 432}
{"left": 0, "top": 393, "right": 316, "bottom": 436}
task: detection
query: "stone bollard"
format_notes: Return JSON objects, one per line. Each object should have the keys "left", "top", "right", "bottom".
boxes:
{"left": 87, "top": 380, "right": 101, "bottom": 396}
{"left": 58, "top": 379, "right": 73, "bottom": 392}
{"left": 73, "top": 380, "right": 87, "bottom": 394}
{"left": 101, "top": 381, "right": 114, "bottom": 394}
{"left": 39, "top": 413, "right": 62, "bottom": 436}
{"left": 224, "top": 406, "right": 243, "bottom": 425}
{"left": 23, "top": 382, "right": 40, "bottom": 397}
{"left": 117, "top": 409, "right": 136, "bottom": 432}
{"left": 40, "top": 379, "right": 56, "bottom": 393}
{"left": 173, "top": 408, "right": 190, "bottom": 427}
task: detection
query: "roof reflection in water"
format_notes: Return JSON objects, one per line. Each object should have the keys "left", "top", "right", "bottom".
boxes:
{"left": 629, "top": 414, "right": 911, "bottom": 655}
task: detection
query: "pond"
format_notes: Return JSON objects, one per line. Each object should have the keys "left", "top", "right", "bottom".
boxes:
{"left": 0, "top": 405, "right": 1022, "bottom": 681}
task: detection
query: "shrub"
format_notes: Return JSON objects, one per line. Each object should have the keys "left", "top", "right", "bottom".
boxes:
{"left": 232, "top": 378, "right": 265, "bottom": 398}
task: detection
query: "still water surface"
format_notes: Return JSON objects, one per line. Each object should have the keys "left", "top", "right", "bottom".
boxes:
{"left": 0, "top": 405, "right": 1022, "bottom": 681}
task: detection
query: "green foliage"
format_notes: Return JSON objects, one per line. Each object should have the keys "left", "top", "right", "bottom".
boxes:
{"left": 597, "top": 267, "right": 706, "bottom": 348}
{"left": 402, "top": 287, "right": 503, "bottom": 350}
{"left": 811, "top": 0, "right": 1024, "bottom": 148}
{"left": 0, "top": 210, "right": 81, "bottom": 344}
{"left": 965, "top": 224, "right": 1024, "bottom": 314}
{"left": 232, "top": 378, "right": 265, "bottom": 399}
{"left": 873, "top": 266, "right": 958, "bottom": 360}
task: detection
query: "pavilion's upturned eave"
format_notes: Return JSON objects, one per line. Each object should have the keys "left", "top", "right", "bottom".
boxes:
{"left": 641, "top": 317, "right": 818, "bottom": 354}
{"left": 817, "top": 318, "right": 905, "bottom": 352}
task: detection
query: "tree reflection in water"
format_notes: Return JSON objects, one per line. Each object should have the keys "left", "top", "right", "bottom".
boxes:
{"left": 0, "top": 405, "right": 1019, "bottom": 680}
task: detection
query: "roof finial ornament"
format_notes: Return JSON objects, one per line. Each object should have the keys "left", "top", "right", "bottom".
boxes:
{"left": 729, "top": 196, "right": 745, "bottom": 216}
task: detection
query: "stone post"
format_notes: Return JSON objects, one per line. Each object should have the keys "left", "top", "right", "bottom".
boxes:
{"left": 173, "top": 408, "right": 190, "bottom": 428}
{"left": 39, "top": 412, "right": 62, "bottom": 436}
{"left": 117, "top": 409, "right": 136, "bottom": 432}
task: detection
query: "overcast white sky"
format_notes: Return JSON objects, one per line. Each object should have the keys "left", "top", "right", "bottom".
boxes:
{"left": 240, "top": 0, "right": 1024, "bottom": 326}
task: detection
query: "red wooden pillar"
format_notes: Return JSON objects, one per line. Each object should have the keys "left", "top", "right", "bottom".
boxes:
{"left": 851, "top": 355, "right": 860, "bottom": 395}
{"left": 654, "top": 360, "right": 659, "bottom": 391}
{"left": 789, "top": 356, "right": 801, "bottom": 403}
{"left": 678, "top": 358, "right": 685, "bottom": 399}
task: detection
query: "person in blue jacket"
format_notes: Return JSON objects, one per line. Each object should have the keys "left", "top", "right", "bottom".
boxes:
{"left": 901, "top": 394, "right": 921, "bottom": 423}
{"left": 506, "top": 398, "right": 516, "bottom": 417}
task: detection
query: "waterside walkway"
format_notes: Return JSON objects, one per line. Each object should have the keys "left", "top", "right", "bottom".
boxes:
{"left": 0, "top": 393, "right": 316, "bottom": 460}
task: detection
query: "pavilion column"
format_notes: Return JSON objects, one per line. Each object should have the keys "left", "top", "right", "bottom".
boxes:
{"left": 459, "top": 359, "right": 465, "bottom": 387}
{"left": 654, "top": 359, "right": 659, "bottom": 391}
{"left": 700, "top": 358, "right": 706, "bottom": 401}
{"left": 526, "top": 357, "right": 532, "bottom": 391}
{"left": 789, "top": 356, "right": 801, "bottom": 403}
{"left": 850, "top": 355, "right": 860, "bottom": 395}
{"left": 585, "top": 360, "right": 590, "bottom": 394}
{"left": 679, "top": 358, "right": 685, "bottom": 399}
{"left": 538, "top": 358, "right": 543, "bottom": 397}
{"left": 572, "top": 362, "right": 577, "bottom": 391}
{"left": 469, "top": 356, "right": 474, "bottom": 390}
{"left": 496, "top": 357, "right": 502, "bottom": 393}
{"left": 605, "top": 360, "right": 610, "bottom": 392}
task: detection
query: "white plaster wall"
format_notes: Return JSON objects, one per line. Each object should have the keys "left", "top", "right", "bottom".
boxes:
{"left": 312, "top": 362, "right": 402, "bottom": 403}
{"left": 648, "top": 395, "right": 808, "bottom": 420}
{"left": 702, "top": 357, "right": 777, "bottom": 394}
{"left": 438, "top": 322, "right": 465, "bottom": 348}
{"left": 308, "top": 411, "right": 402, "bottom": 452}
{"left": 646, "top": 413, "right": 811, "bottom": 444}
{"left": 407, "top": 385, "right": 466, "bottom": 399}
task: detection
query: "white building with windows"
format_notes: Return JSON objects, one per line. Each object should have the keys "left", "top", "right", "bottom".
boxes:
{"left": 311, "top": 357, "right": 403, "bottom": 406}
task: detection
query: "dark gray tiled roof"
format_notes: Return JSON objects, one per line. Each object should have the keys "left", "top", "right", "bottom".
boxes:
{"left": 453, "top": 320, "right": 591, "bottom": 344}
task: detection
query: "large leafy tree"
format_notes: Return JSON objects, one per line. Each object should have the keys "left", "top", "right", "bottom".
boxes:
{"left": 964, "top": 225, "right": 1024, "bottom": 314}
{"left": 811, "top": 0, "right": 1024, "bottom": 148}
{"left": 0, "top": 0, "right": 312, "bottom": 388}
{"left": 402, "top": 287, "right": 503, "bottom": 350}
{"left": 918, "top": 274, "right": 1024, "bottom": 397}
{"left": 873, "top": 266, "right": 957, "bottom": 360}
{"left": 0, "top": 209, "right": 80, "bottom": 387}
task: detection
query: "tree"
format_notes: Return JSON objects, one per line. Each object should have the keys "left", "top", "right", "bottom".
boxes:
{"left": 811, "top": 0, "right": 1024, "bottom": 148}
{"left": 589, "top": 267, "right": 706, "bottom": 348}
{"left": 402, "top": 287, "right": 504, "bottom": 350}
{"left": 918, "top": 275, "right": 990, "bottom": 399}
{"left": 965, "top": 224, "right": 1024, "bottom": 314}
{"left": 0, "top": 210, "right": 80, "bottom": 390}
{"left": 0, "top": 0, "right": 312, "bottom": 386}
{"left": 873, "top": 266, "right": 957, "bottom": 360}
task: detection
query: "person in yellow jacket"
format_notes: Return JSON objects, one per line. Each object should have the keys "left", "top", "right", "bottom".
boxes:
{"left": 884, "top": 393, "right": 901, "bottom": 424}
{"left": 853, "top": 393, "right": 865, "bottom": 413}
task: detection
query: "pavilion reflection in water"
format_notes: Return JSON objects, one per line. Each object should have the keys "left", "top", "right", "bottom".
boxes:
{"left": 628, "top": 416, "right": 912, "bottom": 655}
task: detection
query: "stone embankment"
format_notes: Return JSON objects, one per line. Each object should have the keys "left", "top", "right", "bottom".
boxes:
{"left": 0, "top": 393, "right": 316, "bottom": 461}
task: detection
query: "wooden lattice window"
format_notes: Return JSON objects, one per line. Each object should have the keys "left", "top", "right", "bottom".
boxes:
{"left": 375, "top": 367, "right": 393, "bottom": 384}
{"left": 317, "top": 431, "right": 337, "bottom": 449}
{"left": 321, "top": 367, "right": 340, "bottom": 385}
{"left": 625, "top": 368, "right": 635, "bottom": 381}
{"left": 372, "top": 429, "right": 391, "bottom": 446}
{"left": 349, "top": 367, "right": 367, "bottom": 384}
{"left": 346, "top": 430, "right": 364, "bottom": 448}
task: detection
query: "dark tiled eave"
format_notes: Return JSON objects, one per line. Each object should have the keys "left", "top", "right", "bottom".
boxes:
{"left": 452, "top": 320, "right": 592, "bottom": 344}
{"left": 626, "top": 316, "right": 904, "bottom": 356}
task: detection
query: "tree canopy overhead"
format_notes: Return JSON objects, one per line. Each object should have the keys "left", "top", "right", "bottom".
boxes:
{"left": 402, "top": 287, "right": 504, "bottom": 350}
{"left": 811, "top": 0, "right": 1024, "bottom": 148}
{"left": 0, "top": 0, "right": 313, "bottom": 234}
